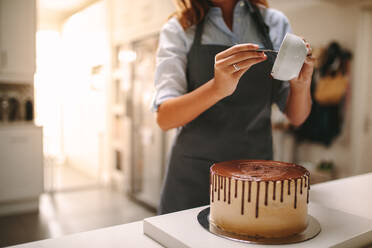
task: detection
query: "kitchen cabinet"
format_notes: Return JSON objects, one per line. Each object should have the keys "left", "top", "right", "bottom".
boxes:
{"left": 0, "top": 125, "right": 43, "bottom": 216}
{"left": 0, "top": 0, "right": 36, "bottom": 84}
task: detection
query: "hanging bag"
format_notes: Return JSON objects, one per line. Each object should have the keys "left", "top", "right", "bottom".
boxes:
{"left": 314, "top": 72, "right": 348, "bottom": 105}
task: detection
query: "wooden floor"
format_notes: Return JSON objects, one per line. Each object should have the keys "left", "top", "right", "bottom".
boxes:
{"left": 0, "top": 188, "right": 155, "bottom": 247}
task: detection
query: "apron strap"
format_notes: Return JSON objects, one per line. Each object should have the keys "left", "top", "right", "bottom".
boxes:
{"left": 244, "top": 0, "right": 274, "bottom": 50}
{"left": 193, "top": 19, "right": 205, "bottom": 46}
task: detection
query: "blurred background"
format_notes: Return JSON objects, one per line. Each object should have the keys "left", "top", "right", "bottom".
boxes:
{"left": 0, "top": 0, "right": 371, "bottom": 246}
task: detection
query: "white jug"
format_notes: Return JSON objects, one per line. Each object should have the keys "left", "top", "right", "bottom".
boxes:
{"left": 271, "top": 33, "right": 308, "bottom": 81}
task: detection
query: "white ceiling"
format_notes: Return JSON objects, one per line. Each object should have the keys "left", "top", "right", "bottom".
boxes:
{"left": 37, "top": 0, "right": 100, "bottom": 30}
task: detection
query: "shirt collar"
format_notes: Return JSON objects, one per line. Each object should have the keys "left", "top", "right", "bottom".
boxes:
{"left": 208, "top": 0, "right": 248, "bottom": 17}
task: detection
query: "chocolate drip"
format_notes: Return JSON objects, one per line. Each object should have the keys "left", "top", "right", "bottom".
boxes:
{"left": 223, "top": 177, "right": 226, "bottom": 202}
{"left": 288, "top": 179, "right": 291, "bottom": 195}
{"left": 264, "top": 181, "right": 269, "bottom": 206}
{"left": 235, "top": 179, "right": 238, "bottom": 198}
{"left": 294, "top": 178, "right": 298, "bottom": 209}
{"left": 248, "top": 181, "right": 252, "bottom": 202}
{"left": 280, "top": 180, "right": 284, "bottom": 202}
{"left": 300, "top": 177, "right": 303, "bottom": 194}
{"left": 256, "top": 181, "right": 260, "bottom": 218}
{"left": 304, "top": 175, "right": 307, "bottom": 188}
{"left": 307, "top": 177, "right": 310, "bottom": 203}
{"left": 214, "top": 174, "right": 217, "bottom": 192}
{"left": 307, "top": 177, "right": 310, "bottom": 189}
{"left": 211, "top": 174, "right": 214, "bottom": 202}
{"left": 218, "top": 175, "right": 220, "bottom": 201}
{"left": 241, "top": 181, "right": 245, "bottom": 215}
{"left": 220, "top": 176, "right": 223, "bottom": 189}
{"left": 228, "top": 178, "right": 231, "bottom": 204}
{"left": 273, "top": 181, "right": 276, "bottom": 201}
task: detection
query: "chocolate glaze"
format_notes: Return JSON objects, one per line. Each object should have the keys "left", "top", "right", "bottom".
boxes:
{"left": 211, "top": 174, "right": 214, "bottom": 202}
{"left": 264, "top": 181, "right": 269, "bottom": 206}
{"left": 234, "top": 179, "right": 238, "bottom": 198}
{"left": 294, "top": 178, "right": 298, "bottom": 209}
{"left": 211, "top": 160, "right": 309, "bottom": 181}
{"left": 228, "top": 178, "right": 231, "bottom": 204}
{"left": 218, "top": 175, "right": 220, "bottom": 201}
{"left": 241, "top": 181, "right": 245, "bottom": 215}
{"left": 307, "top": 176, "right": 310, "bottom": 203}
{"left": 224, "top": 177, "right": 226, "bottom": 202}
{"left": 256, "top": 181, "right": 260, "bottom": 218}
{"left": 248, "top": 181, "right": 252, "bottom": 202}
{"left": 214, "top": 174, "right": 217, "bottom": 192}
{"left": 280, "top": 180, "right": 284, "bottom": 202}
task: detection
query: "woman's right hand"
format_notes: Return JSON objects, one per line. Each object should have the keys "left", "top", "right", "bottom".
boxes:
{"left": 212, "top": 43, "right": 267, "bottom": 98}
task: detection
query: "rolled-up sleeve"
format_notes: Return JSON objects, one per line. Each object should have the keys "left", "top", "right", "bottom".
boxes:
{"left": 151, "top": 17, "right": 188, "bottom": 112}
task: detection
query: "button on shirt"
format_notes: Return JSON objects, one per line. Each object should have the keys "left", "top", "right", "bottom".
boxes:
{"left": 152, "top": 1, "right": 292, "bottom": 112}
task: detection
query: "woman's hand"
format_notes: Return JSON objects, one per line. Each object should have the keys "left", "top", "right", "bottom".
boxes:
{"left": 212, "top": 43, "right": 267, "bottom": 99}
{"left": 289, "top": 41, "right": 316, "bottom": 89}
{"left": 285, "top": 40, "right": 315, "bottom": 126}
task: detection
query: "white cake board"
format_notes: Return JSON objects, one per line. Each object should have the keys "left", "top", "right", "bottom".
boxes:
{"left": 143, "top": 203, "right": 372, "bottom": 248}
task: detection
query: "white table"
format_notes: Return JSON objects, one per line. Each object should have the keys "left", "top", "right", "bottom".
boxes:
{"left": 9, "top": 173, "right": 372, "bottom": 248}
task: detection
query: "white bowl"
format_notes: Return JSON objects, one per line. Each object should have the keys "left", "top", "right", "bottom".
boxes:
{"left": 271, "top": 33, "right": 308, "bottom": 81}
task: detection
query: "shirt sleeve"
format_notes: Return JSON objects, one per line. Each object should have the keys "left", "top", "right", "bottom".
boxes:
{"left": 265, "top": 8, "right": 292, "bottom": 113}
{"left": 151, "top": 17, "right": 188, "bottom": 112}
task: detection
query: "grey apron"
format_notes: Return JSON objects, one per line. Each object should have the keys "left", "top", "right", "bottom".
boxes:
{"left": 159, "top": 1, "right": 285, "bottom": 214}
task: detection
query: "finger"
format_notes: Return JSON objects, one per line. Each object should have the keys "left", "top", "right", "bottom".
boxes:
{"left": 234, "top": 66, "right": 251, "bottom": 79}
{"left": 215, "top": 43, "right": 259, "bottom": 60}
{"left": 218, "top": 51, "right": 265, "bottom": 67}
{"left": 306, "top": 44, "right": 312, "bottom": 57}
{"left": 231, "top": 56, "right": 267, "bottom": 74}
{"left": 302, "top": 39, "right": 312, "bottom": 56}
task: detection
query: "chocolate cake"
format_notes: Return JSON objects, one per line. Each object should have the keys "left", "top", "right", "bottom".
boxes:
{"left": 209, "top": 160, "right": 310, "bottom": 238}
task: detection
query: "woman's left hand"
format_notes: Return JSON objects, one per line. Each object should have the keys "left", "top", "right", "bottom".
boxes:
{"left": 285, "top": 40, "right": 315, "bottom": 126}
{"left": 289, "top": 41, "right": 316, "bottom": 90}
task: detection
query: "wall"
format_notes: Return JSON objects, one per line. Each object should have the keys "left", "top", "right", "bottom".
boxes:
{"left": 111, "top": 0, "right": 175, "bottom": 44}
{"left": 269, "top": 0, "right": 360, "bottom": 177}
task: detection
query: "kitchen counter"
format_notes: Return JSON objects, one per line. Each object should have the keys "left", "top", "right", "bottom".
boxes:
{"left": 311, "top": 172, "right": 372, "bottom": 220}
{"left": 8, "top": 221, "right": 163, "bottom": 248}
{"left": 9, "top": 173, "right": 372, "bottom": 248}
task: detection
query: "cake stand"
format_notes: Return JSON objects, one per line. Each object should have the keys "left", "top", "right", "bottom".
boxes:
{"left": 197, "top": 207, "right": 321, "bottom": 245}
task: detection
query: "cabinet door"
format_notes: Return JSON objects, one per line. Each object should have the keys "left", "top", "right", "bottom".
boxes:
{"left": 0, "top": 127, "right": 43, "bottom": 202}
{"left": 0, "top": 0, "right": 36, "bottom": 83}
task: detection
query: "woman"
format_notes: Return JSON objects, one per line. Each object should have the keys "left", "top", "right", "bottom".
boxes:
{"left": 152, "top": 0, "right": 315, "bottom": 214}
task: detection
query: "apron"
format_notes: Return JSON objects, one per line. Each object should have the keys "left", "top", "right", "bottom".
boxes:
{"left": 159, "top": 1, "right": 285, "bottom": 214}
